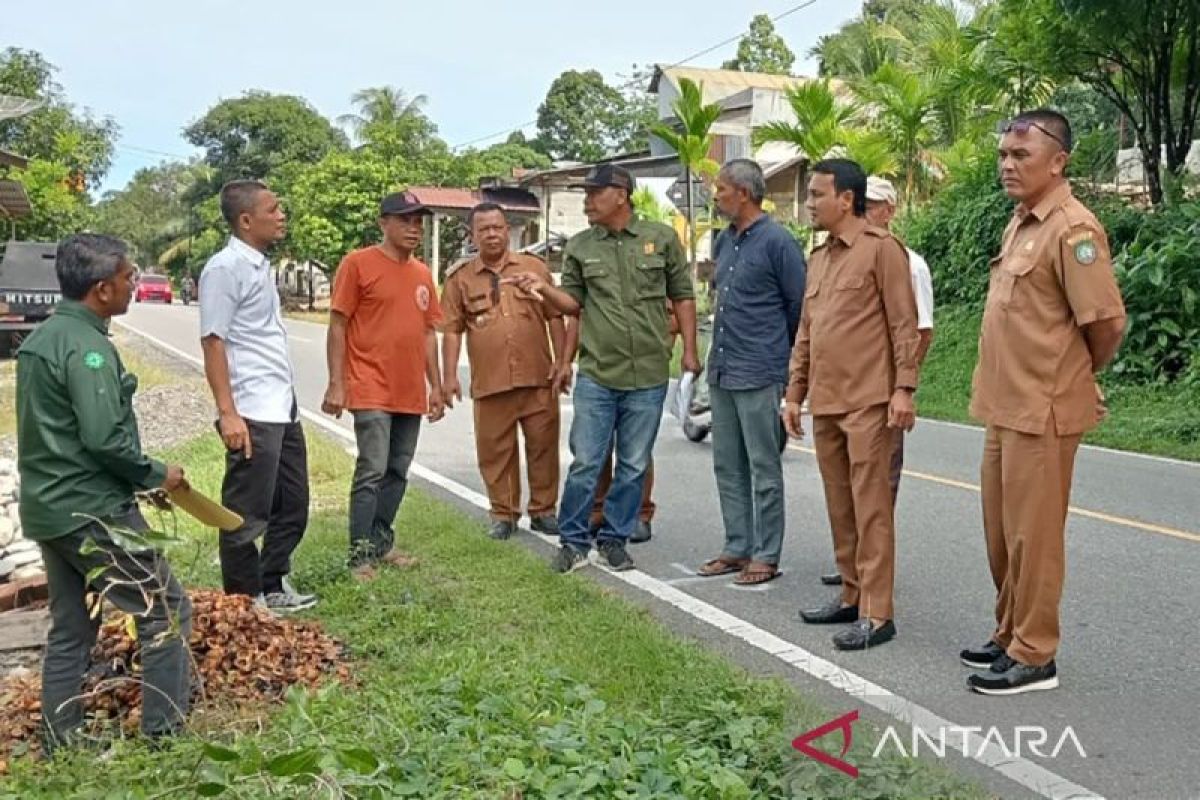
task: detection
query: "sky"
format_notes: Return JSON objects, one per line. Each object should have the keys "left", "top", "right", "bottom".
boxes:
{"left": 6, "top": 0, "right": 858, "bottom": 195}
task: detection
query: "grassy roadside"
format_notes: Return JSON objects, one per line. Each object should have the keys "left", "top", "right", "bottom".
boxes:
{"left": 1, "top": 430, "right": 987, "bottom": 799}
{"left": 918, "top": 307, "right": 1200, "bottom": 461}
{"left": 0, "top": 348, "right": 175, "bottom": 439}
{"left": 284, "top": 310, "right": 329, "bottom": 325}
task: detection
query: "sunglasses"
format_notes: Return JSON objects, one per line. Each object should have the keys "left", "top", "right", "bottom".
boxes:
{"left": 998, "top": 119, "right": 1070, "bottom": 152}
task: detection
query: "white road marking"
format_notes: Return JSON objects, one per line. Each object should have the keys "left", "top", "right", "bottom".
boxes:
{"left": 116, "top": 317, "right": 1105, "bottom": 800}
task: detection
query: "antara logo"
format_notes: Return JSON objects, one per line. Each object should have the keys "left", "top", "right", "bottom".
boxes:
{"left": 793, "top": 711, "right": 1086, "bottom": 777}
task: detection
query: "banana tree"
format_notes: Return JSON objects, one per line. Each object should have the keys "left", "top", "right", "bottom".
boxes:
{"left": 650, "top": 77, "right": 721, "bottom": 277}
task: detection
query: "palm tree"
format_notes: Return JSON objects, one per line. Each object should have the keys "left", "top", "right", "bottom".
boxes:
{"left": 855, "top": 63, "right": 941, "bottom": 203}
{"left": 649, "top": 78, "right": 721, "bottom": 276}
{"left": 754, "top": 79, "right": 864, "bottom": 165}
{"left": 338, "top": 87, "right": 430, "bottom": 145}
{"left": 810, "top": 16, "right": 906, "bottom": 79}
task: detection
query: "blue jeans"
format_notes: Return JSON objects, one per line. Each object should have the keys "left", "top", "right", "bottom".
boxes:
{"left": 559, "top": 374, "right": 668, "bottom": 549}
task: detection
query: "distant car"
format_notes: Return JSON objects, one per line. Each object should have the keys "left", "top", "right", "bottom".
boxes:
{"left": 136, "top": 273, "right": 172, "bottom": 304}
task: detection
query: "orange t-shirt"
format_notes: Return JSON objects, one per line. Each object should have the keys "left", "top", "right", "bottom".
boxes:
{"left": 331, "top": 246, "right": 443, "bottom": 414}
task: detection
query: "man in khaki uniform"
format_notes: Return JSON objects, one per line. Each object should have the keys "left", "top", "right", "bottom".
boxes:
{"left": 961, "top": 109, "right": 1124, "bottom": 695}
{"left": 441, "top": 202, "right": 567, "bottom": 540}
{"left": 783, "top": 158, "right": 920, "bottom": 651}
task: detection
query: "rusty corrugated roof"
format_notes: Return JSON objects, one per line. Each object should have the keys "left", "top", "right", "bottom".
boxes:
{"left": 0, "top": 179, "right": 31, "bottom": 218}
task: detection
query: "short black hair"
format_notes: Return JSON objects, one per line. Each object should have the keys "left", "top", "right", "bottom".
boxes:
{"left": 1012, "top": 108, "right": 1073, "bottom": 153}
{"left": 56, "top": 233, "right": 129, "bottom": 301}
{"left": 219, "top": 179, "right": 270, "bottom": 229}
{"left": 811, "top": 158, "right": 867, "bottom": 216}
{"left": 468, "top": 202, "right": 507, "bottom": 229}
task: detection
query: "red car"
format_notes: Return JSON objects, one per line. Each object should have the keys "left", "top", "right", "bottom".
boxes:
{"left": 135, "top": 274, "right": 173, "bottom": 303}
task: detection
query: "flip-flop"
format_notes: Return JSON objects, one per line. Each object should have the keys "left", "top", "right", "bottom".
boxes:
{"left": 697, "top": 556, "right": 750, "bottom": 577}
{"left": 733, "top": 563, "right": 782, "bottom": 586}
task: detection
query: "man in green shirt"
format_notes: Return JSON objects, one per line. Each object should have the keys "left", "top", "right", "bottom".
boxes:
{"left": 16, "top": 234, "right": 192, "bottom": 751}
{"left": 506, "top": 164, "right": 699, "bottom": 573}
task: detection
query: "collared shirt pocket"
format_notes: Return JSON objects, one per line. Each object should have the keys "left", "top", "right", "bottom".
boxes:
{"left": 636, "top": 254, "right": 667, "bottom": 300}
{"left": 465, "top": 293, "right": 495, "bottom": 330}
{"left": 995, "top": 256, "right": 1036, "bottom": 309}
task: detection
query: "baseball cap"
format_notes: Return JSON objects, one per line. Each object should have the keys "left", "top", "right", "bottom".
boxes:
{"left": 573, "top": 163, "right": 636, "bottom": 192}
{"left": 379, "top": 190, "right": 431, "bottom": 217}
{"left": 865, "top": 176, "right": 898, "bottom": 206}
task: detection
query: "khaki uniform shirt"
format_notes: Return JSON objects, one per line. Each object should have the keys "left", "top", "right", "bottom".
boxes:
{"left": 560, "top": 218, "right": 694, "bottom": 390}
{"left": 970, "top": 182, "right": 1125, "bottom": 436}
{"left": 786, "top": 217, "right": 920, "bottom": 415}
{"left": 441, "top": 252, "right": 561, "bottom": 400}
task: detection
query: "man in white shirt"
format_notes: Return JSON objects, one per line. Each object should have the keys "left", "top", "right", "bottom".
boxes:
{"left": 199, "top": 179, "right": 315, "bottom": 612}
{"left": 821, "top": 176, "right": 934, "bottom": 586}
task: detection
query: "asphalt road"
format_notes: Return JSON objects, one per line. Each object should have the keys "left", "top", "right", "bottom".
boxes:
{"left": 120, "top": 301, "right": 1200, "bottom": 800}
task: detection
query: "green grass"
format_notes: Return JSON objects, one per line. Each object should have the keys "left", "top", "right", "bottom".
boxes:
{"left": 917, "top": 307, "right": 1200, "bottom": 461}
{"left": 1, "top": 430, "right": 988, "bottom": 799}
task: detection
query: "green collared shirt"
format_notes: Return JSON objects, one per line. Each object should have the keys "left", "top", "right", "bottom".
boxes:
{"left": 15, "top": 301, "right": 166, "bottom": 541}
{"left": 560, "top": 218, "right": 694, "bottom": 389}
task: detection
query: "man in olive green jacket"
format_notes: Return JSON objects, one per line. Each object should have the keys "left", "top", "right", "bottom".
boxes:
{"left": 505, "top": 164, "right": 699, "bottom": 574}
{"left": 16, "top": 234, "right": 191, "bottom": 751}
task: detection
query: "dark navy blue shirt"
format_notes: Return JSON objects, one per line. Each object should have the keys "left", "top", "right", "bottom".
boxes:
{"left": 707, "top": 214, "right": 807, "bottom": 390}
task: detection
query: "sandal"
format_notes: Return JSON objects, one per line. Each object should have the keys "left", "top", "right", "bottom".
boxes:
{"left": 733, "top": 562, "right": 782, "bottom": 585}
{"left": 697, "top": 556, "right": 750, "bottom": 577}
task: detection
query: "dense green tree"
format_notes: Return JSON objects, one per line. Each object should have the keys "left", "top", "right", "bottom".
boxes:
{"left": 721, "top": 14, "right": 796, "bottom": 75}
{"left": 183, "top": 91, "right": 347, "bottom": 196}
{"left": 534, "top": 70, "right": 648, "bottom": 161}
{"left": 1006, "top": 0, "right": 1200, "bottom": 204}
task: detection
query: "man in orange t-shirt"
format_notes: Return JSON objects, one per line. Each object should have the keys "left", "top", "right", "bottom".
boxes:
{"left": 322, "top": 191, "right": 444, "bottom": 576}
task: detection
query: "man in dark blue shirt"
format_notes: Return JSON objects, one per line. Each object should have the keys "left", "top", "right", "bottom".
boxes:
{"left": 696, "top": 159, "right": 807, "bottom": 584}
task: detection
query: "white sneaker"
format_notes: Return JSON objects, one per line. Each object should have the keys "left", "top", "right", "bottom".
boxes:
{"left": 264, "top": 577, "right": 318, "bottom": 613}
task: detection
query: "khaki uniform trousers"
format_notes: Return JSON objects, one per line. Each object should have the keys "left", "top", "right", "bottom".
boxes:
{"left": 981, "top": 416, "right": 1081, "bottom": 666}
{"left": 473, "top": 386, "right": 560, "bottom": 521}
{"left": 813, "top": 404, "right": 896, "bottom": 621}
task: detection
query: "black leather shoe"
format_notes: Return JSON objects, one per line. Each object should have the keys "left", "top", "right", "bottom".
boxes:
{"left": 968, "top": 660, "right": 1058, "bottom": 695}
{"left": 488, "top": 520, "right": 515, "bottom": 540}
{"left": 629, "top": 520, "right": 652, "bottom": 544}
{"left": 819, "top": 572, "right": 843, "bottom": 586}
{"left": 833, "top": 619, "right": 896, "bottom": 650}
{"left": 960, "top": 640, "right": 1005, "bottom": 669}
{"left": 799, "top": 601, "right": 858, "bottom": 625}
{"left": 530, "top": 515, "right": 560, "bottom": 536}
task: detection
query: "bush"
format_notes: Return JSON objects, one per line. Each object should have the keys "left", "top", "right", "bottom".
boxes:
{"left": 897, "top": 159, "right": 1012, "bottom": 307}
{"left": 1109, "top": 202, "right": 1200, "bottom": 384}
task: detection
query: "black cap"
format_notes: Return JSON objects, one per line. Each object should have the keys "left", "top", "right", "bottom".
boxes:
{"left": 573, "top": 163, "right": 635, "bottom": 192}
{"left": 379, "top": 190, "right": 430, "bottom": 217}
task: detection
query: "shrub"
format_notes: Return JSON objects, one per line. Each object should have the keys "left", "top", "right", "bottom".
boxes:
{"left": 897, "top": 159, "right": 1011, "bottom": 307}
{"left": 1110, "top": 202, "right": 1200, "bottom": 384}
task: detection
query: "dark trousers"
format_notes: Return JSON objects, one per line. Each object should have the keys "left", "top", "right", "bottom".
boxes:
{"left": 349, "top": 411, "right": 421, "bottom": 566}
{"left": 220, "top": 418, "right": 309, "bottom": 596}
{"left": 39, "top": 505, "right": 192, "bottom": 750}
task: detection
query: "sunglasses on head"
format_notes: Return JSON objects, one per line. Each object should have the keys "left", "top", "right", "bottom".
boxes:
{"left": 998, "top": 119, "right": 1070, "bottom": 152}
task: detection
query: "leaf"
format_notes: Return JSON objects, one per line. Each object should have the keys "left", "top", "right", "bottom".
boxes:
{"left": 336, "top": 747, "right": 381, "bottom": 775}
{"left": 84, "top": 565, "right": 109, "bottom": 585}
{"left": 195, "top": 783, "right": 227, "bottom": 797}
{"left": 203, "top": 743, "right": 241, "bottom": 763}
{"left": 266, "top": 747, "right": 321, "bottom": 777}
{"left": 502, "top": 757, "right": 527, "bottom": 780}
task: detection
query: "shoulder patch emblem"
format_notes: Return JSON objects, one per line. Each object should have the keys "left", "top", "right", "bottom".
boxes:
{"left": 83, "top": 351, "right": 105, "bottom": 370}
{"left": 415, "top": 284, "right": 431, "bottom": 311}
{"left": 643, "top": 241, "right": 655, "bottom": 256}
{"left": 1073, "top": 239, "right": 1098, "bottom": 265}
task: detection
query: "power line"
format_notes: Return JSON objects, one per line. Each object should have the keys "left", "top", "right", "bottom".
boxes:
{"left": 114, "top": 143, "right": 194, "bottom": 159}
{"left": 449, "top": 0, "right": 822, "bottom": 152}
